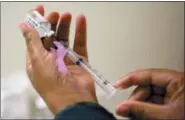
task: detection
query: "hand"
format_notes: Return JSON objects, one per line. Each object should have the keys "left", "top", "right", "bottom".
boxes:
{"left": 19, "top": 5, "right": 97, "bottom": 115}
{"left": 114, "top": 69, "right": 184, "bottom": 120}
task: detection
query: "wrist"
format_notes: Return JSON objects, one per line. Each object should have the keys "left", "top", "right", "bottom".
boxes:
{"left": 42, "top": 90, "right": 97, "bottom": 115}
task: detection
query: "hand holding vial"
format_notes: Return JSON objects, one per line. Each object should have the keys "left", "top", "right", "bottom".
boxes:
{"left": 24, "top": 7, "right": 117, "bottom": 98}
{"left": 20, "top": 5, "right": 98, "bottom": 115}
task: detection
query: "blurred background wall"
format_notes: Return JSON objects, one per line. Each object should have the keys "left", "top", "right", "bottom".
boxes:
{"left": 1, "top": 2, "right": 184, "bottom": 119}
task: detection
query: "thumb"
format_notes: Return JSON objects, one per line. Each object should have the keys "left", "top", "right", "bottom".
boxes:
{"left": 19, "top": 22, "right": 46, "bottom": 69}
{"left": 116, "top": 101, "right": 167, "bottom": 120}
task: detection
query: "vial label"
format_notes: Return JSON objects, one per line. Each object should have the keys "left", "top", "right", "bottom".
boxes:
{"left": 25, "top": 15, "right": 40, "bottom": 28}
{"left": 24, "top": 10, "right": 54, "bottom": 38}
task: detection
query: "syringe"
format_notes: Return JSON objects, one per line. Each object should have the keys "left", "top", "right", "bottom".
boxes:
{"left": 24, "top": 9, "right": 118, "bottom": 98}
{"left": 53, "top": 41, "right": 117, "bottom": 97}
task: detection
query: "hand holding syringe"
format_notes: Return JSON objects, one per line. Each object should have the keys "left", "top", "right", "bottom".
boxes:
{"left": 24, "top": 10, "right": 118, "bottom": 98}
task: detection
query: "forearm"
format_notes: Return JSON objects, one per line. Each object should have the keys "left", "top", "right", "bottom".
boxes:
{"left": 54, "top": 102, "right": 116, "bottom": 120}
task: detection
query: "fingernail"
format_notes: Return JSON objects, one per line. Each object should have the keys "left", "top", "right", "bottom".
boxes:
{"left": 116, "top": 104, "right": 124, "bottom": 116}
{"left": 114, "top": 80, "right": 124, "bottom": 88}
{"left": 122, "top": 75, "right": 130, "bottom": 80}
{"left": 116, "top": 103, "right": 121, "bottom": 111}
{"left": 19, "top": 22, "right": 32, "bottom": 32}
{"left": 19, "top": 23, "right": 27, "bottom": 32}
{"left": 116, "top": 103, "right": 130, "bottom": 117}
{"left": 115, "top": 75, "right": 130, "bottom": 87}
{"left": 114, "top": 80, "right": 121, "bottom": 87}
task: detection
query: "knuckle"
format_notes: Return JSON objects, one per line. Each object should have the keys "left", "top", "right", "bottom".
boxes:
{"left": 172, "top": 72, "right": 184, "bottom": 87}
{"left": 129, "top": 102, "right": 147, "bottom": 120}
{"left": 23, "top": 31, "right": 32, "bottom": 43}
{"left": 26, "top": 65, "right": 32, "bottom": 74}
{"left": 30, "top": 53, "right": 38, "bottom": 64}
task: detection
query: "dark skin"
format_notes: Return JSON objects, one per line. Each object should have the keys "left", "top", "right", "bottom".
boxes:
{"left": 20, "top": 5, "right": 184, "bottom": 120}
{"left": 114, "top": 69, "right": 184, "bottom": 120}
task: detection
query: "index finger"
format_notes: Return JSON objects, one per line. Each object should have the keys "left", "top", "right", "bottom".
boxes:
{"left": 114, "top": 69, "right": 180, "bottom": 89}
{"left": 19, "top": 22, "right": 46, "bottom": 70}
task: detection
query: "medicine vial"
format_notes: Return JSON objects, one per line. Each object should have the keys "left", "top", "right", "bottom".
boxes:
{"left": 24, "top": 10, "right": 54, "bottom": 38}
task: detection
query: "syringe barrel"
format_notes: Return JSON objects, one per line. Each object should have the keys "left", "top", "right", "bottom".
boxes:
{"left": 66, "top": 48, "right": 117, "bottom": 97}
{"left": 66, "top": 48, "right": 81, "bottom": 64}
